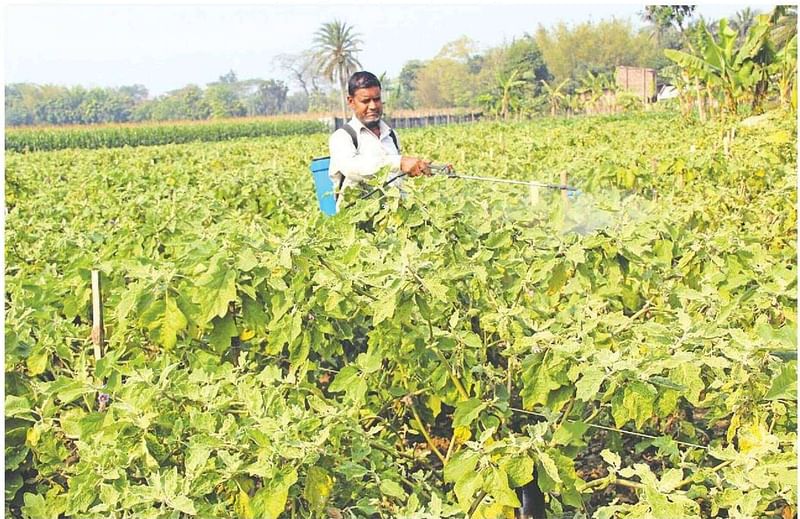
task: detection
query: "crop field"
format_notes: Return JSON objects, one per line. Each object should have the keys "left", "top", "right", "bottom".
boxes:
{"left": 4, "top": 119, "right": 327, "bottom": 153}
{"left": 5, "top": 111, "right": 797, "bottom": 518}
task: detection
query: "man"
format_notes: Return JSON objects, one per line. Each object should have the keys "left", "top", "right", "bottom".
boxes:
{"left": 328, "top": 71, "right": 433, "bottom": 209}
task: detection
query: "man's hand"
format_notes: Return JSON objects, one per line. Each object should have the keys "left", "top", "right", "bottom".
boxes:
{"left": 400, "top": 156, "right": 432, "bottom": 177}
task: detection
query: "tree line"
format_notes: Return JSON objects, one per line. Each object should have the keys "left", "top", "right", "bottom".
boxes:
{"left": 5, "top": 6, "right": 795, "bottom": 127}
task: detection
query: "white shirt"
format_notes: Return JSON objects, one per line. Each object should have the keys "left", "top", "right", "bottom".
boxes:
{"left": 328, "top": 116, "right": 402, "bottom": 208}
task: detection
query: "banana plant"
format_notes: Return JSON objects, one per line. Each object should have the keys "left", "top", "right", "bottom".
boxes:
{"left": 496, "top": 68, "right": 529, "bottom": 120}
{"left": 769, "top": 33, "right": 797, "bottom": 110}
{"left": 540, "top": 78, "right": 570, "bottom": 117}
{"left": 664, "top": 16, "right": 774, "bottom": 114}
{"left": 577, "top": 71, "right": 613, "bottom": 114}
{"left": 661, "top": 64, "right": 697, "bottom": 117}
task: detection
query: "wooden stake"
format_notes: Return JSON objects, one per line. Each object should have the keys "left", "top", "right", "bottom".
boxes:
{"left": 560, "top": 171, "right": 569, "bottom": 205}
{"left": 91, "top": 270, "right": 104, "bottom": 361}
{"left": 529, "top": 183, "right": 540, "bottom": 206}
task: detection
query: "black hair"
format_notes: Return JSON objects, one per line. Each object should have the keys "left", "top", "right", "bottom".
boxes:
{"left": 347, "top": 71, "right": 381, "bottom": 96}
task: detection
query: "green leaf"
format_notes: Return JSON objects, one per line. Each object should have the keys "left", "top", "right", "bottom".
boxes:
{"left": 6, "top": 472, "right": 23, "bottom": 502}
{"left": 453, "top": 471, "right": 483, "bottom": 512}
{"left": 484, "top": 466, "right": 520, "bottom": 508}
{"left": 356, "top": 347, "right": 382, "bottom": 374}
{"left": 169, "top": 495, "right": 197, "bottom": 516}
{"left": 49, "top": 377, "right": 93, "bottom": 404}
{"left": 237, "top": 248, "right": 259, "bottom": 272}
{"left": 600, "top": 449, "right": 621, "bottom": 470}
{"left": 196, "top": 261, "right": 237, "bottom": 323}
{"left": 498, "top": 455, "right": 534, "bottom": 488}
{"left": 288, "top": 310, "right": 302, "bottom": 343}
{"left": 241, "top": 295, "right": 267, "bottom": 329}
{"left": 140, "top": 294, "right": 188, "bottom": 349}
{"left": 373, "top": 292, "right": 396, "bottom": 325}
{"left": 670, "top": 363, "right": 704, "bottom": 406}
{"left": 537, "top": 450, "right": 562, "bottom": 485}
{"left": 452, "top": 398, "right": 486, "bottom": 429}
{"left": 21, "top": 493, "right": 51, "bottom": 519}
{"left": 426, "top": 280, "right": 449, "bottom": 302}
{"left": 289, "top": 331, "right": 310, "bottom": 368}
{"left": 552, "top": 420, "right": 589, "bottom": 447}
{"left": 278, "top": 248, "right": 292, "bottom": 269}
{"left": 379, "top": 479, "right": 406, "bottom": 499}
{"left": 575, "top": 366, "right": 604, "bottom": 402}
{"left": 304, "top": 466, "right": 334, "bottom": 513}
{"left": 653, "top": 239, "right": 673, "bottom": 265}
{"left": 328, "top": 366, "right": 359, "bottom": 393}
{"left": 546, "top": 261, "right": 569, "bottom": 295}
{"left": 520, "top": 354, "right": 561, "bottom": 409}
{"left": 5, "top": 395, "right": 33, "bottom": 418}
{"left": 444, "top": 449, "right": 480, "bottom": 483}
{"left": 764, "top": 361, "right": 797, "bottom": 401}
{"left": 208, "top": 312, "right": 237, "bottom": 353}
{"left": 658, "top": 468, "right": 684, "bottom": 493}
{"left": 184, "top": 438, "right": 212, "bottom": 481}
{"left": 611, "top": 381, "right": 657, "bottom": 429}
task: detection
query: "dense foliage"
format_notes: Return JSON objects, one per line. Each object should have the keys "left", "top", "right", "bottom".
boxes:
{"left": 5, "top": 111, "right": 796, "bottom": 518}
{"left": 4, "top": 119, "right": 327, "bottom": 153}
{"left": 5, "top": 77, "right": 301, "bottom": 127}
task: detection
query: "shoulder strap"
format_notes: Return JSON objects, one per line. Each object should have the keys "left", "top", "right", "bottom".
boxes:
{"left": 341, "top": 123, "right": 400, "bottom": 153}
{"left": 341, "top": 123, "right": 359, "bottom": 150}
{"left": 389, "top": 130, "right": 400, "bottom": 153}
{"left": 335, "top": 124, "right": 359, "bottom": 201}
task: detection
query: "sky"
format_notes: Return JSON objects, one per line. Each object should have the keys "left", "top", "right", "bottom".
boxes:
{"left": 5, "top": 1, "right": 771, "bottom": 97}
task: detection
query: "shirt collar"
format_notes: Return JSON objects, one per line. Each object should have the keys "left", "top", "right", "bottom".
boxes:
{"left": 348, "top": 116, "right": 392, "bottom": 139}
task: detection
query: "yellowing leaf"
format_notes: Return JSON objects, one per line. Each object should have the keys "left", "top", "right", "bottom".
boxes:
{"left": 252, "top": 467, "right": 297, "bottom": 519}
{"left": 26, "top": 349, "right": 48, "bottom": 376}
{"left": 26, "top": 425, "right": 41, "bottom": 447}
{"left": 235, "top": 489, "right": 253, "bottom": 519}
{"left": 304, "top": 466, "right": 334, "bottom": 513}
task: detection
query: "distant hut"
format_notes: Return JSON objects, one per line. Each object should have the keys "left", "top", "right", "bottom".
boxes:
{"left": 615, "top": 66, "right": 657, "bottom": 103}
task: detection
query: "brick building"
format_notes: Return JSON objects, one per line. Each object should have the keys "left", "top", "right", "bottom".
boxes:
{"left": 615, "top": 66, "right": 658, "bottom": 103}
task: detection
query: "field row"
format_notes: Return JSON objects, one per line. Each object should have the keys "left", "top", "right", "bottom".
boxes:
{"left": 5, "top": 111, "right": 797, "bottom": 518}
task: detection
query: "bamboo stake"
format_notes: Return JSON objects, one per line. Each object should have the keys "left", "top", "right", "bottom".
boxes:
{"left": 560, "top": 170, "right": 569, "bottom": 205}
{"left": 91, "top": 270, "right": 104, "bottom": 361}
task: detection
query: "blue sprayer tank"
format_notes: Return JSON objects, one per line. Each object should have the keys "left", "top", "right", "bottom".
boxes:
{"left": 309, "top": 156, "right": 338, "bottom": 216}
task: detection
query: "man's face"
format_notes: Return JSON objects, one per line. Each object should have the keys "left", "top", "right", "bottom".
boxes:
{"left": 348, "top": 86, "right": 383, "bottom": 129}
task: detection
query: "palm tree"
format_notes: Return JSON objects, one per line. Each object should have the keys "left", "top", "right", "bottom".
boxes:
{"left": 729, "top": 7, "right": 758, "bottom": 44}
{"left": 313, "top": 20, "right": 363, "bottom": 118}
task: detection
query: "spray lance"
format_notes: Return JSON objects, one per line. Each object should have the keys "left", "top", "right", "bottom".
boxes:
{"left": 350, "top": 164, "right": 579, "bottom": 208}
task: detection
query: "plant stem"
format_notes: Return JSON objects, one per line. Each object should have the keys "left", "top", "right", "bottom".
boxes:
{"left": 444, "top": 429, "right": 457, "bottom": 462}
{"left": 578, "top": 475, "right": 643, "bottom": 492}
{"left": 549, "top": 396, "right": 576, "bottom": 447}
{"left": 409, "top": 400, "right": 446, "bottom": 464}
{"left": 425, "top": 316, "right": 469, "bottom": 401}
{"left": 467, "top": 490, "right": 488, "bottom": 518}
{"left": 614, "top": 302, "right": 652, "bottom": 334}
{"left": 675, "top": 459, "right": 733, "bottom": 490}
